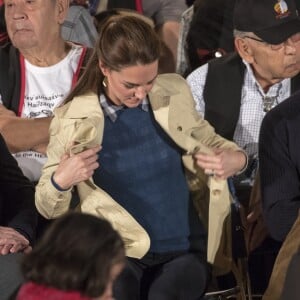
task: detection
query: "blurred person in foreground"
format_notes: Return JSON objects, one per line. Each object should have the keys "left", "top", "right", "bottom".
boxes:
{"left": 15, "top": 212, "right": 124, "bottom": 300}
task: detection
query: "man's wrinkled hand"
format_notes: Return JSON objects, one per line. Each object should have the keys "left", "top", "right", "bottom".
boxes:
{"left": 0, "top": 226, "right": 31, "bottom": 255}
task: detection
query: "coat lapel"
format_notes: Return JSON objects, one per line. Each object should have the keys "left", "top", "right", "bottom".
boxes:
{"left": 149, "top": 77, "right": 232, "bottom": 266}
{"left": 60, "top": 93, "right": 151, "bottom": 258}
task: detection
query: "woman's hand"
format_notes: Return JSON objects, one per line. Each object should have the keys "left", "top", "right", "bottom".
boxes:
{"left": 193, "top": 149, "right": 247, "bottom": 179}
{"left": 53, "top": 145, "right": 101, "bottom": 190}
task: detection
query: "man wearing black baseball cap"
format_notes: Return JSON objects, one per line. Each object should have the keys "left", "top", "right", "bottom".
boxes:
{"left": 234, "top": 0, "right": 300, "bottom": 45}
{"left": 187, "top": 0, "right": 300, "bottom": 294}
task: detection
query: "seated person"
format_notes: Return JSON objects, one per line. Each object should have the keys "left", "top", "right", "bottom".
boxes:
{"left": 61, "top": 0, "right": 98, "bottom": 47}
{"left": 187, "top": 0, "right": 300, "bottom": 293}
{"left": 15, "top": 212, "right": 124, "bottom": 300}
{"left": 260, "top": 91, "right": 300, "bottom": 244}
{"left": 142, "top": 0, "right": 188, "bottom": 72}
{"left": 0, "top": 0, "right": 92, "bottom": 240}
{"left": 186, "top": 0, "right": 235, "bottom": 73}
{"left": 35, "top": 14, "right": 247, "bottom": 300}
{"left": 93, "top": 0, "right": 188, "bottom": 72}
{"left": 259, "top": 88, "right": 300, "bottom": 300}
{"left": 0, "top": 0, "right": 91, "bottom": 183}
{"left": 0, "top": 133, "right": 36, "bottom": 254}
{"left": 0, "top": 133, "right": 37, "bottom": 298}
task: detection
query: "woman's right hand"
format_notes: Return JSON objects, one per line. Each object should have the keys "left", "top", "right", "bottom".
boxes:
{"left": 53, "top": 145, "right": 101, "bottom": 190}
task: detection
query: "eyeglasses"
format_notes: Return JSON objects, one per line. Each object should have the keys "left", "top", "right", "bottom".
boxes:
{"left": 244, "top": 33, "right": 300, "bottom": 51}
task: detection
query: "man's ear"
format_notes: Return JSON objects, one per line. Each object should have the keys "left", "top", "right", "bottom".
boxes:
{"left": 234, "top": 37, "right": 255, "bottom": 64}
{"left": 56, "top": 0, "right": 69, "bottom": 25}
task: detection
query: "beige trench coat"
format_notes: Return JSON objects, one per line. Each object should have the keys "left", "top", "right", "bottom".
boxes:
{"left": 36, "top": 74, "right": 242, "bottom": 268}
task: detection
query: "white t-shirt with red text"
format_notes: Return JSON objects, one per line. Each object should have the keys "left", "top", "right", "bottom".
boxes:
{"left": 14, "top": 44, "right": 83, "bottom": 182}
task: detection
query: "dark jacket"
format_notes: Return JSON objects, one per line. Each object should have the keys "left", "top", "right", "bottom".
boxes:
{"left": 0, "top": 133, "right": 37, "bottom": 245}
{"left": 186, "top": 0, "right": 236, "bottom": 72}
{"left": 259, "top": 90, "right": 300, "bottom": 242}
{"left": 280, "top": 247, "right": 300, "bottom": 300}
{"left": 107, "top": 0, "right": 139, "bottom": 11}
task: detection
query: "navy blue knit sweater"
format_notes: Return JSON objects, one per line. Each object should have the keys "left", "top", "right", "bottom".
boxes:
{"left": 93, "top": 106, "right": 202, "bottom": 253}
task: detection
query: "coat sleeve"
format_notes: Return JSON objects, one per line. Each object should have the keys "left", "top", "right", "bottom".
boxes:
{"left": 168, "top": 73, "right": 243, "bottom": 153}
{"left": 35, "top": 112, "right": 73, "bottom": 219}
{"left": 35, "top": 101, "right": 103, "bottom": 219}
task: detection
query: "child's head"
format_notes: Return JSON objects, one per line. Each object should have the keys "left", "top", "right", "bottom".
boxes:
{"left": 21, "top": 212, "right": 125, "bottom": 298}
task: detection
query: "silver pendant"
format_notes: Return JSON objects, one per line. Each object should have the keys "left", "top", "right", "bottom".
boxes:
{"left": 263, "top": 97, "right": 276, "bottom": 112}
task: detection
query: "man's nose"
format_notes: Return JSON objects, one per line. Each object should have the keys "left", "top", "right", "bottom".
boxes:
{"left": 9, "top": 3, "right": 27, "bottom": 20}
{"left": 285, "top": 38, "right": 297, "bottom": 55}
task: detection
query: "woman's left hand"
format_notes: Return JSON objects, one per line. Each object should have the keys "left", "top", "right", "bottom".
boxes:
{"left": 193, "top": 149, "right": 247, "bottom": 179}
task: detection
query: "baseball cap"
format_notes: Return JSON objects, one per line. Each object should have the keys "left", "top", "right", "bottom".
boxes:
{"left": 233, "top": 0, "right": 300, "bottom": 44}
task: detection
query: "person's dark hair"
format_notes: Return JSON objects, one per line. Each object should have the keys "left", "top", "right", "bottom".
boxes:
{"left": 0, "top": 3, "right": 9, "bottom": 46}
{"left": 186, "top": 0, "right": 235, "bottom": 72}
{"left": 94, "top": 9, "right": 120, "bottom": 33}
{"left": 64, "top": 14, "right": 161, "bottom": 103}
{"left": 0, "top": 4, "right": 5, "bottom": 33}
{"left": 21, "top": 212, "right": 125, "bottom": 297}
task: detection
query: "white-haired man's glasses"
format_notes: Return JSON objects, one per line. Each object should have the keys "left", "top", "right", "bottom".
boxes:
{"left": 244, "top": 32, "right": 300, "bottom": 50}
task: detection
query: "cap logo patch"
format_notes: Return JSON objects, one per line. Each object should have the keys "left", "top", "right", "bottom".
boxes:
{"left": 274, "top": 0, "right": 291, "bottom": 18}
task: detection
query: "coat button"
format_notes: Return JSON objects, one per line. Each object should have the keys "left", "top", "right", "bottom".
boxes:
{"left": 212, "top": 189, "right": 221, "bottom": 196}
{"left": 177, "top": 126, "right": 182, "bottom": 131}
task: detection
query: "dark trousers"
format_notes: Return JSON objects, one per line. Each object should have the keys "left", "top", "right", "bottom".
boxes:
{"left": 113, "top": 251, "right": 210, "bottom": 300}
{"left": 0, "top": 253, "right": 24, "bottom": 300}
